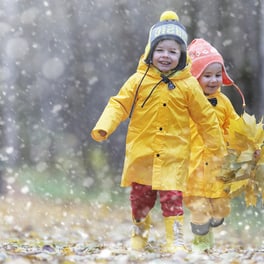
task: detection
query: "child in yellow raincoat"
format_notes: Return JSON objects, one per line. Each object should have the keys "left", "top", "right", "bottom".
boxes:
{"left": 184, "top": 38, "right": 243, "bottom": 252}
{"left": 91, "top": 13, "right": 226, "bottom": 253}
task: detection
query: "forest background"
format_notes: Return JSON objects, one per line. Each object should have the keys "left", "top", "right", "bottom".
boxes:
{"left": 0, "top": 0, "right": 263, "bottom": 260}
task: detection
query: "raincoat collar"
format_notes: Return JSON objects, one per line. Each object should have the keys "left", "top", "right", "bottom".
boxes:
{"left": 129, "top": 54, "right": 193, "bottom": 118}
{"left": 205, "top": 88, "right": 221, "bottom": 99}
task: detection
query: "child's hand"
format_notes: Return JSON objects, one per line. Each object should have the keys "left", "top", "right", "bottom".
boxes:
{"left": 254, "top": 149, "right": 261, "bottom": 159}
{"left": 98, "top": 130, "right": 107, "bottom": 137}
{"left": 91, "top": 129, "right": 107, "bottom": 142}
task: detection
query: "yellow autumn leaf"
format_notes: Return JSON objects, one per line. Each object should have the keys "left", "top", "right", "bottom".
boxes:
{"left": 225, "top": 179, "right": 249, "bottom": 198}
{"left": 228, "top": 112, "right": 264, "bottom": 151}
{"left": 236, "top": 150, "right": 255, "bottom": 163}
{"left": 62, "top": 247, "right": 74, "bottom": 256}
{"left": 245, "top": 183, "right": 257, "bottom": 207}
{"left": 222, "top": 112, "right": 264, "bottom": 205}
{"left": 255, "top": 163, "right": 264, "bottom": 191}
{"left": 235, "top": 162, "right": 251, "bottom": 178}
{"left": 242, "top": 112, "right": 257, "bottom": 136}
{"left": 257, "top": 147, "right": 264, "bottom": 163}
{"left": 228, "top": 116, "right": 249, "bottom": 140}
{"left": 219, "top": 150, "right": 240, "bottom": 182}
{"left": 228, "top": 131, "right": 251, "bottom": 151}
{"left": 255, "top": 121, "right": 264, "bottom": 144}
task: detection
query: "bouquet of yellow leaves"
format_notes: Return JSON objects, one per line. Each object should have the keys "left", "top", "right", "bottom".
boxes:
{"left": 219, "top": 112, "right": 264, "bottom": 206}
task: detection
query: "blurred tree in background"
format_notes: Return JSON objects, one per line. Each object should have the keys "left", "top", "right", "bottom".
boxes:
{"left": 0, "top": 0, "right": 263, "bottom": 202}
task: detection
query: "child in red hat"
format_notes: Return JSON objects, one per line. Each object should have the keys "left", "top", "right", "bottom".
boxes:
{"left": 184, "top": 38, "right": 245, "bottom": 253}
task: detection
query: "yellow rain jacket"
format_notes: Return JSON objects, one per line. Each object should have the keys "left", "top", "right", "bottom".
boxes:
{"left": 91, "top": 56, "right": 226, "bottom": 191}
{"left": 185, "top": 89, "right": 239, "bottom": 197}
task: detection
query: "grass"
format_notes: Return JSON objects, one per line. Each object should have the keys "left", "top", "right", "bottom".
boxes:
{"left": 12, "top": 165, "right": 128, "bottom": 204}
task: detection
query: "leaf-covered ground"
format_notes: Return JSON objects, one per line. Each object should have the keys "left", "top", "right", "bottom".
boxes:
{"left": 0, "top": 193, "right": 263, "bottom": 264}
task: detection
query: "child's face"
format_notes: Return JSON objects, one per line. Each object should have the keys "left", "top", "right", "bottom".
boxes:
{"left": 198, "top": 63, "right": 223, "bottom": 95}
{"left": 152, "top": 39, "right": 181, "bottom": 73}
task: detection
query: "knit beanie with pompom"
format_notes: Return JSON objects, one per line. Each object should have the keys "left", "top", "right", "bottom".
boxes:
{"left": 144, "top": 10, "right": 188, "bottom": 70}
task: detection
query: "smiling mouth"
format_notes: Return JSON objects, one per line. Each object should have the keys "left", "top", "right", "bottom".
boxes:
{"left": 159, "top": 61, "right": 170, "bottom": 65}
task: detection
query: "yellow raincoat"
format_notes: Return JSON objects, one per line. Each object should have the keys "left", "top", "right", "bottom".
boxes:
{"left": 185, "top": 89, "right": 239, "bottom": 197}
{"left": 91, "top": 56, "right": 226, "bottom": 191}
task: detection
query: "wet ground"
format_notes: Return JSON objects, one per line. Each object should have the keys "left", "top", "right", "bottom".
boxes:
{"left": 0, "top": 193, "right": 263, "bottom": 263}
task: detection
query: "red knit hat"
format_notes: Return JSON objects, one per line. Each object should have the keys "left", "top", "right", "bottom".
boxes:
{"left": 187, "top": 38, "right": 233, "bottom": 86}
{"left": 188, "top": 38, "right": 246, "bottom": 108}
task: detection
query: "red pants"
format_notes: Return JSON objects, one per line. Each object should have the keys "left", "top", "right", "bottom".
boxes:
{"left": 130, "top": 182, "right": 183, "bottom": 220}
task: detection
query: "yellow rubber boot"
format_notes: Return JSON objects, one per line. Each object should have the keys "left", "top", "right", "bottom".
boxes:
{"left": 131, "top": 214, "right": 151, "bottom": 251}
{"left": 161, "top": 215, "right": 188, "bottom": 253}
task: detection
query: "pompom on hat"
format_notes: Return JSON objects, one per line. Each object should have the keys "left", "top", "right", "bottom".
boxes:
{"left": 188, "top": 38, "right": 246, "bottom": 107}
{"left": 144, "top": 10, "right": 188, "bottom": 70}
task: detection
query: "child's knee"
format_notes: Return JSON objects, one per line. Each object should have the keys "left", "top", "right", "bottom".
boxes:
{"left": 191, "top": 221, "right": 211, "bottom": 235}
{"left": 210, "top": 217, "right": 224, "bottom": 227}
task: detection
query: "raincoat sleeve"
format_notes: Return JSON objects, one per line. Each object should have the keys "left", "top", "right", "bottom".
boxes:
{"left": 221, "top": 95, "right": 240, "bottom": 137}
{"left": 91, "top": 75, "right": 137, "bottom": 142}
